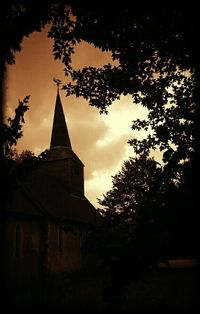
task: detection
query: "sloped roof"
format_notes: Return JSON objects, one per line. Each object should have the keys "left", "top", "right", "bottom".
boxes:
{"left": 5, "top": 187, "right": 45, "bottom": 217}
{"left": 50, "top": 93, "right": 72, "bottom": 149}
{"left": 43, "top": 146, "right": 84, "bottom": 166}
{"left": 6, "top": 92, "right": 102, "bottom": 225}
{"left": 8, "top": 168, "right": 102, "bottom": 225}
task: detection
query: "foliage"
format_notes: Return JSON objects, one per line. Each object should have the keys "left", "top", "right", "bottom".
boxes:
{"left": 1, "top": 0, "right": 197, "bottom": 256}
{"left": 82, "top": 156, "right": 197, "bottom": 306}
{"left": 48, "top": 3, "right": 197, "bottom": 182}
{"left": 7, "top": 148, "right": 49, "bottom": 184}
{"left": 50, "top": 8, "right": 198, "bottom": 265}
{"left": 1, "top": 3, "right": 197, "bottom": 177}
{"left": 0, "top": 95, "right": 29, "bottom": 210}
{"left": 97, "top": 154, "right": 181, "bottom": 238}
{"left": 0, "top": 2, "right": 52, "bottom": 68}
{"left": 98, "top": 155, "right": 162, "bottom": 225}
{"left": 1, "top": 4, "right": 197, "bottom": 302}
{"left": 0, "top": 93, "right": 48, "bottom": 210}
{"left": 1, "top": 95, "right": 30, "bottom": 156}
{"left": 86, "top": 154, "right": 197, "bottom": 292}
{"left": 14, "top": 149, "right": 35, "bottom": 161}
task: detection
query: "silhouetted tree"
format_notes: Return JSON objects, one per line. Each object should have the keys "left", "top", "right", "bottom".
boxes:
{"left": 1, "top": 0, "right": 198, "bottom": 266}
{"left": 49, "top": 4, "right": 198, "bottom": 260}
{"left": 4, "top": 148, "right": 48, "bottom": 194}
{"left": 0, "top": 2, "right": 53, "bottom": 160}
{"left": 0, "top": 94, "right": 31, "bottom": 307}
{"left": 0, "top": 2, "right": 52, "bottom": 67}
{"left": 1, "top": 95, "right": 30, "bottom": 156}
{"left": 1, "top": 4, "right": 198, "bottom": 178}
{"left": 49, "top": 3, "right": 198, "bottom": 179}
{"left": 88, "top": 154, "right": 196, "bottom": 306}
{"left": 13, "top": 149, "right": 35, "bottom": 160}
{"left": 87, "top": 158, "right": 164, "bottom": 305}
{"left": 1, "top": 0, "right": 197, "bottom": 259}
{"left": 0, "top": 95, "right": 30, "bottom": 190}
{"left": 98, "top": 155, "right": 162, "bottom": 225}
{"left": 1, "top": 4, "right": 198, "bottom": 308}
{"left": 0, "top": 95, "right": 48, "bottom": 209}
{"left": 97, "top": 154, "right": 182, "bottom": 250}
{"left": 96, "top": 154, "right": 197, "bottom": 259}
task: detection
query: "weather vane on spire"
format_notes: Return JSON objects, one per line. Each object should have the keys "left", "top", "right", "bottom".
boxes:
{"left": 53, "top": 77, "right": 62, "bottom": 94}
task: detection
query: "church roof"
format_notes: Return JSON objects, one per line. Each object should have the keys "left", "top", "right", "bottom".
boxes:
{"left": 6, "top": 89, "right": 102, "bottom": 225}
{"left": 50, "top": 92, "right": 72, "bottom": 149}
{"left": 48, "top": 92, "right": 85, "bottom": 165}
{"left": 43, "top": 146, "right": 84, "bottom": 166}
{"left": 8, "top": 168, "right": 102, "bottom": 225}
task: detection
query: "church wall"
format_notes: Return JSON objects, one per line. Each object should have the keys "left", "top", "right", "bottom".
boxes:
{"left": 47, "top": 220, "right": 82, "bottom": 274}
{"left": 4, "top": 215, "right": 43, "bottom": 288}
{"left": 69, "top": 159, "right": 84, "bottom": 196}
{"left": 41, "top": 159, "right": 71, "bottom": 187}
{"left": 41, "top": 158, "right": 84, "bottom": 196}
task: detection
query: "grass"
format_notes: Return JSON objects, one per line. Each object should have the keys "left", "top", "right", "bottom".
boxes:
{"left": 4, "top": 259, "right": 198, "bottom": 313}
{"left": 46, "top": 259, "right": 198, "bottom": 312}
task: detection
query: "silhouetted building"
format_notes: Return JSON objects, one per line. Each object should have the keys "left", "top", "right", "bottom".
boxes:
{"left": 3, "top": 91, "right": 101, "bottom": 288}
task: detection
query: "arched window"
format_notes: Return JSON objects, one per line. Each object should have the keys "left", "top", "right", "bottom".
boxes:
{"left": 15, "top": 224, "right": 22, "bottom": 257}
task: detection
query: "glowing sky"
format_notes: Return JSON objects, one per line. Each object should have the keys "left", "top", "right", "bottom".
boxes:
{"left": 6, "top": 26, "right": 156, "bottom": 208}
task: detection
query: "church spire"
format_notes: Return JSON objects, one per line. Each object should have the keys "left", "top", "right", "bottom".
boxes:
{"left": 50, "top": 80, "right": 72, "bottom": 149}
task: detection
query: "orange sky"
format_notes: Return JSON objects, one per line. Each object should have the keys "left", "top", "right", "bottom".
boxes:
{"left": 5, "top": 25, "right": 160, "bottom": 208}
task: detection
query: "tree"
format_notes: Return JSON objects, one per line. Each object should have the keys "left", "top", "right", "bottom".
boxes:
{"left": 98, "top": 155, "right": 162, "bottom": 225}
{"left": 98, "top": 154, "right": 197, "bottom": 257}
{"left": 1, "top": 0, "right": 198, "bottom": 259}
{"left": 48, "top": 3, "right": 198, "bottom": 183}
{"left": 95, "top": 153, "right": 197, "bottom": 282}
{"left": 1, "top": 95, "right": 30, "bottom": 157}
{"left": 0, "top": 2, "right": 54, "bottom": 158}
{"left": 85, "top": 155, "right": 182, "bottom": 305}
{"left": 1, "top": 4, "right": 198, "bottom": 178}
{"left": 12, "top": 149, "right": 35, "bottom": 161}
{"left": 88, "top": 153, "right": 196, "bottom": 306}
{"left": 0, "top": 2, "right": 53, "bottom": 68}
{"left": 1, "top": 0, "right": 197, "bottom": 267}
{"left": 1, "top": 4, "right": 198, "bottom": 307}
{"left": 49, "top": 6, "right": 198, "bottom": 250}
{"left": 97, "top": 154, "right": 181, "bottom": 244}
{"left": 0, "top": 95, "right": 28, "bottom": 203}
{"left": 0, "top": 95, "right": 48, "bottom": 210}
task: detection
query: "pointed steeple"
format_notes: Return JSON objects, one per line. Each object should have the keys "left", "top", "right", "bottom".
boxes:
{"left": 50, "top": 88, "right": 72, "bottom": 149}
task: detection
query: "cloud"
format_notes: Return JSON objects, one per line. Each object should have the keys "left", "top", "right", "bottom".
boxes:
{"left": 6, "top": 26, "right": 151, "bottom": 208}
{"left": 85, "top": 141, "right": 136, "bottom": 207}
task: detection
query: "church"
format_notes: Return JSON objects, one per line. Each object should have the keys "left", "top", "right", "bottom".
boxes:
{"left": 3, "top": 89, "right": 101, "bottom": 288}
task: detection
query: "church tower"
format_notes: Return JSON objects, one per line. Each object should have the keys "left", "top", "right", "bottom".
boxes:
{"left": 42, "top": 88, "right": 84, "bottom": 197}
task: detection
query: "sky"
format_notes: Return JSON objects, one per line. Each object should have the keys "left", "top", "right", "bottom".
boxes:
{"left": 5, "top": 25, "right": 157, "bottom": 208}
